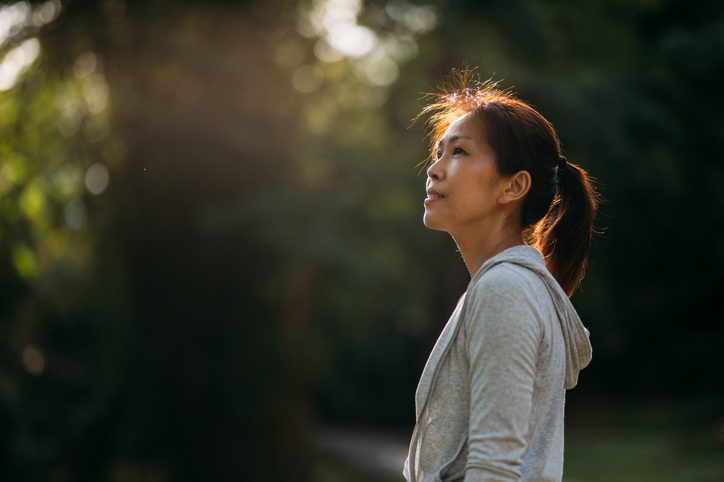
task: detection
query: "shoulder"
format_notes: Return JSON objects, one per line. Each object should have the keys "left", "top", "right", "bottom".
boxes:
{"left": 469, "top": 262, "right": 544, "bottom": 305}
{"left": 464, "top": 263, "right": 546, "bottom": 334}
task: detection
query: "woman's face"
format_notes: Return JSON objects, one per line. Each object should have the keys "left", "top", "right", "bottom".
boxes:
{"left": 423, "top": 113, "right": 508, "bottom": 234}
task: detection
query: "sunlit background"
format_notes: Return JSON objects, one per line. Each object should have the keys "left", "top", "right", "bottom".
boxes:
{"left": 1, "top": 0, "right": 723, "bottom": 481}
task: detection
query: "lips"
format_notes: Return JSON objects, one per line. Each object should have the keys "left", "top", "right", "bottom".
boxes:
{"left": 424, "top": 187, "right": 445, "bottom": 205}
{"left": 426, "top": 187, "right": 444, "bottom": 199}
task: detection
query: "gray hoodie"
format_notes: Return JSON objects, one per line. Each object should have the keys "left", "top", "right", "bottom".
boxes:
{"left": 403, "top": 245, "right": 592, "bottom": 482}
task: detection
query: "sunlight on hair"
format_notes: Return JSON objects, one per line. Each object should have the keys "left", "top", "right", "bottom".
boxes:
{"left": 415, "top": 68, "right": 511, "bottom": 161}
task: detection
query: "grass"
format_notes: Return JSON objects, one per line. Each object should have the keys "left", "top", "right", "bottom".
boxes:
{"left": 563, "top": 427, "right": 724, "bottom": 482}
{"left": 314, "top": 427, "right": 724, "bottom": 482}
{"left": 312, "top": 455, "right": 402, "bottom": 482}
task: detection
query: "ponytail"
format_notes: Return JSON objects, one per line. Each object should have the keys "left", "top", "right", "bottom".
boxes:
{"left": 531, "top": 158, "right": 599, "bottom": 296}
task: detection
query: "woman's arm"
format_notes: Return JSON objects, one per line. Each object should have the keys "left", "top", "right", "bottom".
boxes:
{"left": 463, "top": 266, "right": 542, "bottom": 481}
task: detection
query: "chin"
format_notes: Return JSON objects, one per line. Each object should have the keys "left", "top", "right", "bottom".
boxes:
{"left": 422, "top": 211, "right": 447, "bottom": 231}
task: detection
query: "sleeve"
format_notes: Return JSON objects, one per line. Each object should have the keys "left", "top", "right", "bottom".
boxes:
{"left": 463, "top": 267, "right": 542, "bottom": 482}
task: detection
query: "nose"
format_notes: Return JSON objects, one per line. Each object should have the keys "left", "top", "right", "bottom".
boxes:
{"left": 427, "top": 156, "right": 444, "bottom": 181}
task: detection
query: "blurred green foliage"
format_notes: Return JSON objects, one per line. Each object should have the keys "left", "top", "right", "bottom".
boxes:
{"left": 0, "top": 0, "right": 723, "bottom": 481}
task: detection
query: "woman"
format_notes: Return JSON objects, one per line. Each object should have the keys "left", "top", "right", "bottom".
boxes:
{"left": 403, "top": 71, "right": 598, "bottom": 482}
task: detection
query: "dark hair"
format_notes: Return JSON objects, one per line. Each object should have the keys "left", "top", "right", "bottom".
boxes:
{"left": 418, "top": 69, "right": 599, "bottom": 296}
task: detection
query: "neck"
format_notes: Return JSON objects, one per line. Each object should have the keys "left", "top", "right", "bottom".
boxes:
{"left": 451, "top": 218, "right": 525, "bottom": 278}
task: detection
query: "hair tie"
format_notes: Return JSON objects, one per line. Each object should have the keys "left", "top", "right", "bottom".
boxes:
{"left": 554, "top": 155, "right": 567, "bottom": 185}
{"left": 557, "top": 155, "right": 568, "bottom": 171}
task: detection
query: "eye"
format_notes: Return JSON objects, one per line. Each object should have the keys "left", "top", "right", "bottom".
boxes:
{"left": 435, "top": 149, "right": 443, "bottom": 160}
{"left": 453, "top": 146, "right": 466, "bottom": 155}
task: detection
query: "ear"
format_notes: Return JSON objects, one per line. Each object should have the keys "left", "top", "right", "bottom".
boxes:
{"left": 498, "top": 170, "right": 531, "bottom": 205}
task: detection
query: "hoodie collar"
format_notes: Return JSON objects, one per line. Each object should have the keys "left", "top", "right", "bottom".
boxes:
{"left": 473, "top": 244, "right": 592, "bottom": 389}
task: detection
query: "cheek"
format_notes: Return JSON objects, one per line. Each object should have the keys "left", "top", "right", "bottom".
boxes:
{"left": 461, "top": 171, "right": 498, "bottom": 209}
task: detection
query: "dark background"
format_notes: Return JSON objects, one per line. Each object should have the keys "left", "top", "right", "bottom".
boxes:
{"left": 1, "top": 0, "right": 723, "bottom": 481}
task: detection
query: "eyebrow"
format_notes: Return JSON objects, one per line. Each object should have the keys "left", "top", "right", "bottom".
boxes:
{"left": 437, "top": 135, "right": 472, "bottom": 148}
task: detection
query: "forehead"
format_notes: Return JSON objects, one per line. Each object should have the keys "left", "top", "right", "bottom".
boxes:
{"left": 440, "top": 112, "right": 481, "bottom": 141}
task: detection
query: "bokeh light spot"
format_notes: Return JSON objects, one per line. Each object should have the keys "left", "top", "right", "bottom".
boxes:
{"left": 385, "top": 3, "right": 438, "bottom": 33}
{"left": 64, "top": 200, "right": 87, "bottom": 231}
{"left": 22, "top": 344, "right": 46, "bottom": 376}
{"left": 0, "top": 37, "right": 41, "bottom": 91}
{"left": 0, "top": 2, "right": 30, "bottom": 48}
{"left": 12, "top": 244, "right": 37, "bottom": 279}
{"left": 73, "top": 51, "right": 97, "bottom": 79}
{"left": 356, "top": 55, "right": 399, "bottom": 86}
{"left": 326, "top": 23, "right": 376, "bottom": 58}
{"left": 313, "top": 38, "right": 344, "bottom": 63}
{"left": 19, "top": 182, "right": 45, "bottom": 218}
{"left": 85, "top": 162, "right": 109, "bottom": 195}
{"left": 292, "top": 65, "right": 323, "bottom": 93}
{"left": 273, "top": 39, "right": 306, "bottom": 68}
{"left": 31, "top": 0, "right": 61, "bottom": 27}
{"left": 83, "top": 74, "right": 109, "bottom": 114}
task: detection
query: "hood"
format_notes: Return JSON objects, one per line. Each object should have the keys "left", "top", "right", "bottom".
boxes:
{"left": 474, "top": 244, "right": 593, "bottom": 390}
